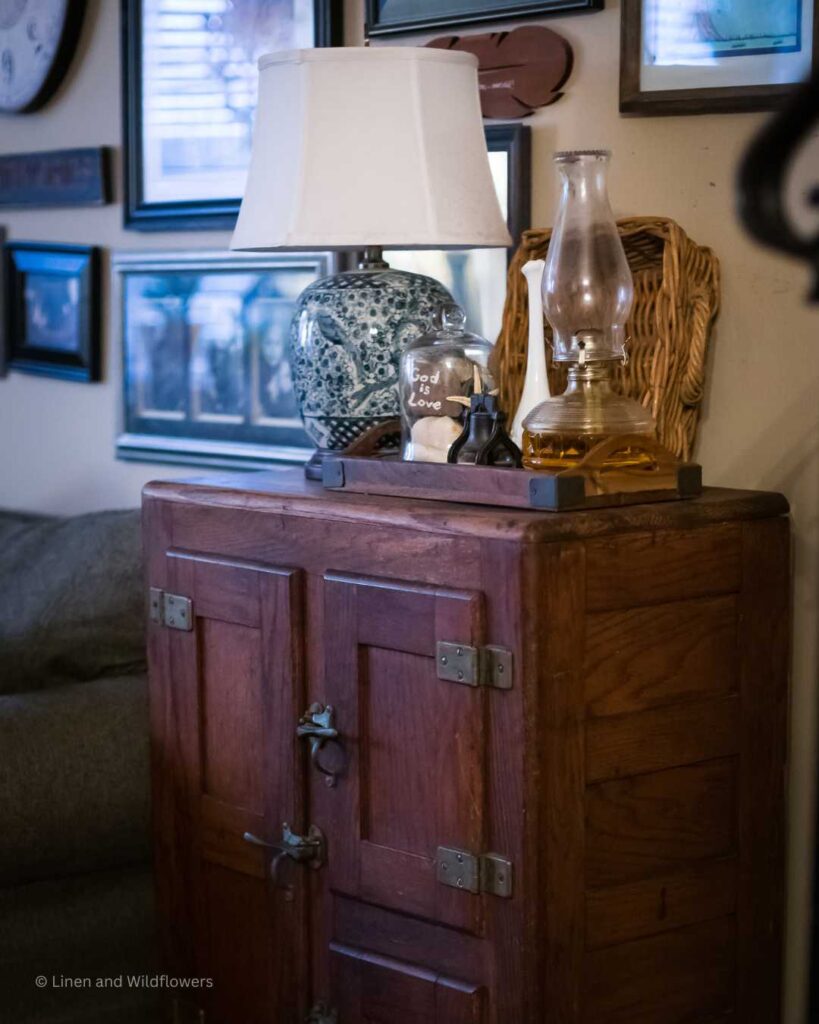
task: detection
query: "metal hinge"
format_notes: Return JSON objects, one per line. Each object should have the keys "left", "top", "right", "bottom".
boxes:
{"left": 436, "top": 846, "right": 513, "bottom": 898}
{"left": 306, "top": 1003, "right": 338, "bottom": 1024}
{"left": 436, "top": 642, "right": 512, "bottom": 689}
{"left": 149, "top": 587, "right": 193, "bottom": 631}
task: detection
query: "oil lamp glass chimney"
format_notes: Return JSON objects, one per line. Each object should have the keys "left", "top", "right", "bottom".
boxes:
{"left": 543, "top": 150, "right": 633, "bottom": 364}
{"left": 522, "top": 150, "right": 655, "bottom": 471}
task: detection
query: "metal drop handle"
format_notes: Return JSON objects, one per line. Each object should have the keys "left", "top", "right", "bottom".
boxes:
{"left": 297, "top": 704, "right": 345, "bottom": 787}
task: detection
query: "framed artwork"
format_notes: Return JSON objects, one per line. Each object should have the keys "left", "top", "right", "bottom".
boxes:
{"left": 3, "top": 242, "right": 101, "bottom": 382}
{"left": 366, "top": 0, "right": 602, "bottom": 36}
{"left": 621, "top": 0, "right": 817, "bottom": 114}
{"left": 122, "top": 0, "right": 343, "bottom": 230}
{"left": 0, "top": 148, "right": 110, "bottom": 209}
{"left": 387, "top": 123, "right": 531, "bottom": 344}
{"left": 115, "top": 250, "right": 335, "bottom": 468}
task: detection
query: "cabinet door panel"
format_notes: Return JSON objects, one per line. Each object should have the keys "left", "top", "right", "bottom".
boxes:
{"left": 331, "top": 943, "right": 484, "bottom": 1024}
{"left": 324, "top": 574, "right": 486, "bottom": 934}
{"left": 166, "top": 552, "right": 305, "bottom": 1024}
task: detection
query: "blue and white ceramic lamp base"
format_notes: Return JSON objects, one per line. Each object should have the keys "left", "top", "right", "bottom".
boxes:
{"left": 288, "top": 263, "right": 453, "bottom": 479}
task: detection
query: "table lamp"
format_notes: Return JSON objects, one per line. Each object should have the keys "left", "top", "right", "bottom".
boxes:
{"left": 231, "top": 46, "right": 511, "bottom": 477}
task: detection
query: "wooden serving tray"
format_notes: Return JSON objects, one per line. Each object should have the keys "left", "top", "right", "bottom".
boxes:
{"left": 321, "top": 455, "right": 702, "bottom": 512}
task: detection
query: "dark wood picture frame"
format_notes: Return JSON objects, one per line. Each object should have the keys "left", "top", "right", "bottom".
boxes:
{"left": 4, "top": 242, "right": 101, "bottom": 382}
{"left": 121, "top": 0, "right": 343, "bottom": 231}
{"left": 621, "top": 0, "right": 819, "bottom": 115}
{"left": 365, "top": 0, "right": 601, "bottom": 37}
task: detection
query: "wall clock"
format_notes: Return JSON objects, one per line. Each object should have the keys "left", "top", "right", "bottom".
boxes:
{"left": 0, "top": 0, "right": 86, "bottom": 114}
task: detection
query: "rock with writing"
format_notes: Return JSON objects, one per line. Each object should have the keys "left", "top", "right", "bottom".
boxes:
{"left": 404, "top": 356, "right": 472, "bottom": 420}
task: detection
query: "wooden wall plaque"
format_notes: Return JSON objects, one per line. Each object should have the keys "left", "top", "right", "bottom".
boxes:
{"left": 428, "top": 26, "right": 574, "bottom": 119}
{"left": 0, "top": 148, "right": 110, "bottom": 209}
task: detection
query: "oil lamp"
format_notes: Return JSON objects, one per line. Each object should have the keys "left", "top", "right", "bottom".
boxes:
{"left": 521, "top": 150, "right": 655, "bottom": 471}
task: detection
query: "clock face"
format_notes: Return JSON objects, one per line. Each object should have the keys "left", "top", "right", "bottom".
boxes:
{"left": 0, "top": 0, "right": 77, "bottom": 114}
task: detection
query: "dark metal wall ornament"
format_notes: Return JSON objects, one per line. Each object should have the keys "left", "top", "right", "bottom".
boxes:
{"left": 738, "top": 71, "right": 819, "bottom": 300}
{"left": 428, "top": 25, "right": 573, "bottom": 119}
{"left": 366, "top": 0, "right": 601, "bottom": 38}
{"left": 3, "top": 242, "right": 101, "bottom": 382}
{"left": 0, "top": 148, "right": 110, "bottom": 208}
{"left": 115, "top": 250, "right": 336, "bottom": 469}
{"left": 0, "top": 0, "right": 87, "bottom": 114}
{"left": 121, "top": 0, "right": 343, "bottom": 231}
{"left": 621, "top": 0, "right": 819, "bottom": 115}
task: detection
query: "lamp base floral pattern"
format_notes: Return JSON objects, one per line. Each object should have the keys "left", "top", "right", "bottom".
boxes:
{"left": 289, "top": 268, "right": 452, "bottom": 459}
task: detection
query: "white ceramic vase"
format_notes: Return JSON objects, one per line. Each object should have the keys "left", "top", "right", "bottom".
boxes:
{"left": 510, "top": 259, "right": 551, "bottom": 446}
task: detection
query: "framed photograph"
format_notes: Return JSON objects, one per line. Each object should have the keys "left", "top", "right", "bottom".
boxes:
{"left": 366, "top": 0, "right": 602, "bottom": 36}
{"left": 621, "top": 0, "right": 817, "bottom": 114}
{"left": 3, "top": 242, "right": 101, "bottom": 382}
{"left": 387, "top": 123, "right": 531, "bottom": 344}
{"left": 0, "top": 148, "right": 110, "bottom": 209}
{"left": 115, "top": 250, "right": 335, "bottom": 468}
{"left": 122, "top": 0, "right": 343, "bottom": 230}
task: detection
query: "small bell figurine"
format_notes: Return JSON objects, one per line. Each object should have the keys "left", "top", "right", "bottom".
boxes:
{"left": 447, "top": 367, "right": 522, "bottom": 468}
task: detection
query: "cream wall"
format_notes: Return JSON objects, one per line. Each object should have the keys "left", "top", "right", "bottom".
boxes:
{"left": 0, "top": 0, "right": 816, "bottom": 1019}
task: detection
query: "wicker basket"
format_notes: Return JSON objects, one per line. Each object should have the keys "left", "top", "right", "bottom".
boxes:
{"left": 494, "top": 217, "right": 721, "bottom": 461}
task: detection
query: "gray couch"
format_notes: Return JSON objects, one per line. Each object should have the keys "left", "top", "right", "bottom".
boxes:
{"left": 0, "top": 509, "right": 156, "bottom": 1023}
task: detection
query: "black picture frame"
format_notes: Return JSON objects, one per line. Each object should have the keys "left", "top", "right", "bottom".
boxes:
{"left": 115, "top": 250, "right": 336, "bottom": 469}
{"left": 4, "top": 242, "right": 101, "bottom": 382}
{"left": 365, "top": 0, "right": 601, "bottom": 37}
{"left": 620, "top": 0, "right": 819, "bottom": 115}
{"left": 487, "top": 123, "right": 532, "bottom": 259}
{"left": 121, "top": 0, "right": 343, "bottom": 231}
{"left": 0, "top": 148, "right": 110, "bottom": 209}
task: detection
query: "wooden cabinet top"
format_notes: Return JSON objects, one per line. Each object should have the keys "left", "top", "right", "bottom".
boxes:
{"left": 143, "top": 467, "right": 788, "bottom": 542}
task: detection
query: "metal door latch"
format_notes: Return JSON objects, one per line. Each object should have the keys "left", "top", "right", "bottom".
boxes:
{"left": 243, "top": 823, "right": 326, "bottom": 897}
{"left": 297, "top": 704, "right": 344, "bottom": 787}
{"left": 436, "top": 845, "right": 513, "bottom": 898}
{"left": 436, "top": 642, "right": 513, "bottom": 689}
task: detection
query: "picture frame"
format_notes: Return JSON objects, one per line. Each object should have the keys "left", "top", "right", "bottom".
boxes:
{"left": 621, "top": 0, "right": 818, "bottom": 115}
{"left": 0, "top": 148, "right": 110, "bottom": 209}
{"left": 115, "top": 250, "right": 336, "bottom": 468}
{"left": 365, "top": 0, "right": 602, "bottom": 37}
{"left": 387, "top": 123, "right": 531, "bottom": 344}
{"left": 3, "top": 242, "right": 101, "bottom": 382}
{"left": 121, "top": 0, "right": 343, "bottom": 230}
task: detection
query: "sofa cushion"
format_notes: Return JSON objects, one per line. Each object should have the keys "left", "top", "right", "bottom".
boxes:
{"left": 0, "top": 674, "right": 150, "bottom": 885}
{"left": 0, "top": 509, "right": 145, "bottom": 692}
{"left": 0, "top": 865, "right": 157, "bottom": 1024}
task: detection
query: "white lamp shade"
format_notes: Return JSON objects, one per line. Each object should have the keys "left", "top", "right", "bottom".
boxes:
{"left": 231, "top": 47, "right": 512, "bottom": 252}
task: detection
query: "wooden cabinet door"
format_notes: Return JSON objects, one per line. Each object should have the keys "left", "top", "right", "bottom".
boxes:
{"left": 164, "top": 551, "right": 305, "bottom": 1024}
{"left": 322, "top": 573, "right": 487, "bottom": 935}
{"left": 331, "top": 944, "right": 484, "bottom": 1024}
